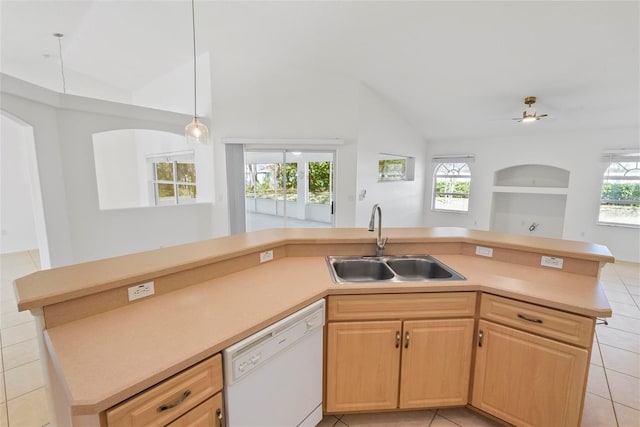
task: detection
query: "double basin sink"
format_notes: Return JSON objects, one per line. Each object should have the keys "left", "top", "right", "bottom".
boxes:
{"left": 326, "top": 255, "right": 465, "bottom": 284}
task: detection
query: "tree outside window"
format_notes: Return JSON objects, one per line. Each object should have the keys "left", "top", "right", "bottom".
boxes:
{"left": 153, "top": 160, "right": 196, "bottom": 205}
{"left": 308, "top": 161, "right": 331, "bottom": 204}
{"left": 245, "top": 163, "right": 298, "bottom": 201}
{"left": 599, "top": 160, "right": 640, "bottom": 226}
{"left": 433, "top": 163, "right": 471, "bottom": 212}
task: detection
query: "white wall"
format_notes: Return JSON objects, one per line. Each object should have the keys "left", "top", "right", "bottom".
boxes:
{"left": 0, "top": 114, "right": 39, "bottom": 253}
{"left": 425, "top": 128, "right": 640, "bottom": 262}
{"left": 93, "top": 130, "right": 140, "bottom": 209}
{"left": 1, "top": 74, "right": 213, "bottom": 266}
{"left": 355, "top": 85, "right": 427, "bottom": 228}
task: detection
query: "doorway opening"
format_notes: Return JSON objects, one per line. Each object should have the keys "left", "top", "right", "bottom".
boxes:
{"left": 244, "top": 149, "right": 335, "bottom": 231}
{"left": 0, "top": 112, "right": 50, "bottom": 269}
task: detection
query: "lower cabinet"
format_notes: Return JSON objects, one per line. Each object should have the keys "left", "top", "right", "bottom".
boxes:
{"left": 106, "top": 354, "right": 224, "bottom": 427}
{"left": 472, "top": 295, "right": 592, "bottom": 427}
{"left": 166, "top": 393, "right": 223, "bottom": 427}
{"left": 325, "top": 293, "right": 476, "bottom": 413}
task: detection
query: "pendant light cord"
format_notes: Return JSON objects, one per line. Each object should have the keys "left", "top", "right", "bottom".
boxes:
{"left": 54, "top": 33, "right": 67, "bottom": 94}
{"left": 191, "top": 0, "right": 197, "bottom": 118}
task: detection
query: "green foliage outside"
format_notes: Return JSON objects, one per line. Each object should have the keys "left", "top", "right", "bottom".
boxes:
{"left": 308, "top": 162, "right": 331, "bottom": 204}
{"left": 435, "top": 180, "right": 470, "bottom": 195}
{"left": 156, "top": 162, "right": 196, "bottom": 200}
{"left": 245, "top": 161, "right": 331, "bottom": 204}
{"left": 378, "top": 159, "right": 406, "bottom": 181}
{"left": 601, "top": 183, "right": 640, "bottom": 204}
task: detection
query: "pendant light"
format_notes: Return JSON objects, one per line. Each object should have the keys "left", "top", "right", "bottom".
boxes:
{"left": 53, "top": 33, "right": 67, "bottom": 94}
{"left": 185, "top": 0, "right": 209, "bottom": 144}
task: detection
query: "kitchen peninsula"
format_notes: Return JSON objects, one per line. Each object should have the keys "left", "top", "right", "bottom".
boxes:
{"left": 14, "top": 227, "right": 614, "bottom": 426}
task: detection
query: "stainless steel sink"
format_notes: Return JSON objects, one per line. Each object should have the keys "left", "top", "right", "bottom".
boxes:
{"left": 326, "top": 255, "right": 465, "bottom": 284}
{"left": 330, "top": 258, "right": 394, "bottom": 282}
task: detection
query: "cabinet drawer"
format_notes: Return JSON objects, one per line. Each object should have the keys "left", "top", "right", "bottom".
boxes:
{"left": 166, "top": 392, "right": 223, "bottom": 427}
{"left": 106, "top": 354, "right": 223, "bottom": 427}
{"left": 328, "top": 292, "right": 476, "bottom": 321}
{"left": 480, "top": 294, "right": 594, "bottom": 347}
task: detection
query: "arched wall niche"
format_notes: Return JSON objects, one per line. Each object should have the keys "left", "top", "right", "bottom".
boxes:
{"left": 491, "top": 164, "right": 570, "bottom": 239}
{"left": 494, "top": 164, "right": 570, "bottom": 188}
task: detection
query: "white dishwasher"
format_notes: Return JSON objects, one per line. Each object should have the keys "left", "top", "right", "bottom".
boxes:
{"left": 223, "top": 299, "right": 325, "bottom": 427}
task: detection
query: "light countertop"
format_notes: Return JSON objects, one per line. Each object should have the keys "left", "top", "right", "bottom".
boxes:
{"left": 44, "top": 253, "right": 611, "bottom": 415}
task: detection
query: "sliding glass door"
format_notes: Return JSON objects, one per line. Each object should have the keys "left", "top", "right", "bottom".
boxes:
{"left": 244, "top": 149, "right": 334, "bottom": 231}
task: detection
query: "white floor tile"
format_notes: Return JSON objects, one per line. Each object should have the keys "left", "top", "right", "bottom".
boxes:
{"left": 340, "top": 410, "right": 436, "bottom": 426}
{"left": 436, "top": 407, "right": 502, "bottom": 427}
{"left": 614, "top": 403, "right": 640, "bottom": 427}
{"left": 587, "top": 364, "right": 610, "bottom": 399}
{"left": 580, "top": 392, "right": 617, "bottom": 427}
{"left": 0, "top": 321, "right": 36, "bottom": 347}
{"left": 607, "top": 369, "right": 640, "bottom": 410}
{"left": 597, "top": 326, "right": 640, "bottom": 354}
{"left": 6, "top": 387, "right": 49, "bottom": 427}
{"left": 600, "top": 344, "right": 640, "bottom": 378}
{"left": 4, "top": 360, "right": 44, "bottom": 400}
{"left": 609, "top": 301, "right": 640, "bottom": 320}
{"left": 2, "top": 338, "right": 40, "bottom": 370}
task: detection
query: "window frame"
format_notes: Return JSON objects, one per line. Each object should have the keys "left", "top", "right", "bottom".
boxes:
{"left": 148, "top": 151, "right": 197, "bottom": 206}
{"left": 432, "top": 162, "right": 472, "bottom": 213}
{"left": 597, "top": 157, "right": 640, "bottom": 227}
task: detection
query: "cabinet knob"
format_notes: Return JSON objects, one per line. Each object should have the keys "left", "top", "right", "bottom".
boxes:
{"left": 404, "top": 331, "right": 410, "bottom": 349}
{"left": 216, "top": 408, "right": 223, "bottom": 427}
{"left": 478, "top": 330, "right": 484, "bottom": 348}
{"left": 395, "top": 331, "right": 400, "bottom": 348}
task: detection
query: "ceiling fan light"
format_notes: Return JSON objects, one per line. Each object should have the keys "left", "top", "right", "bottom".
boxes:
{"left": 185, "top": 116, "right": 209, "bottom": 144}
{"left": 521, "top": 116, "right": 537, "bottom": 123}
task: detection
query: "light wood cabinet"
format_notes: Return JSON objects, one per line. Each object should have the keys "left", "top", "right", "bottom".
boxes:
{"left": 106, "top": 355, "right": 223, "bottom": 427}
{"left": 326, "top": 321, "right": 402, "bottom": 412}
{"left": 166, "top": 393, "right": 223, "bottom": 427}
{"left": 399, "top": 319, "right": 474, "bottom": 409}
{"left": 473, "top": 316, "right": 590, "bottom": 426}
{"left": 325, "top": 293, "right": 476, "bottom": 413}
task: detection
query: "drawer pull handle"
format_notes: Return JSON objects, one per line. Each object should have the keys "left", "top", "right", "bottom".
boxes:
{"left": 395, "top": 331, "right": 400, "bottom": 348}
{"left": 216, "top": 408, "right": 223, "bottom": 427}
{"left": 404, "top": 331, "right": 410, "bottom": 349}
{"left": 518, "top": 314, "right": 543, "bottom": 324}
{"left": 157, "top": 390, "right": 192, "bottom": 412}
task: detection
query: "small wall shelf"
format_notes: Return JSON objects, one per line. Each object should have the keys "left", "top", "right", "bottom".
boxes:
{"left": 492, "top": 186, "right": 568, "bottom": 195}
{"left": 494, "top": 164, "right": 570, "bottom": 189}
{"left": 490, "top": 164, "right": 570, "bottom": 239}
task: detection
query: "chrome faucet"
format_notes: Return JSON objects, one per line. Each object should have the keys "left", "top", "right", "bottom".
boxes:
{"left": 368, "top": 204, "right": 387, "bottom": 256}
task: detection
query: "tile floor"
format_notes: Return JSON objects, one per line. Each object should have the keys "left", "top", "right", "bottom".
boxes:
{"left": 0, "top": 251, "right": 638, "bottom": 427}
{"left": 1, "top": 250, "right": 50, "bottom": 427}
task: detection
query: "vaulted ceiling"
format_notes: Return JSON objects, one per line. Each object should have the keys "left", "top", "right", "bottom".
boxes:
{"left": 1, "top": 1, "right": 638, "bottom": 140}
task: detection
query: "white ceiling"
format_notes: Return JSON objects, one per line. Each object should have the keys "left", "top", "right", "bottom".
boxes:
{"left": 1, "top": 1, "right": 638, "bottom": 141}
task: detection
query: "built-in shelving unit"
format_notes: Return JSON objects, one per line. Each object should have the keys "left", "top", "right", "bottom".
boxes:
{"left": 490, "top": 165, "right": 570, "bottom": 239}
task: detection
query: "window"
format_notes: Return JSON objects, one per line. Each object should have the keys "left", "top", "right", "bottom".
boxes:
{"left": 433, "top": 163, "right": 471, "bottom": 212}
{"left": 599, "top": 156, "right": 640, "bottom": 226}
{"left": 308, "top": 161, "right": 331, "bottom": 204}
{"left": 378, "top": 154, "right": 415, "bottom": 182}
{"left": 150, "top": 151, "right": 197, "bottom": 205}
{"left": 245, "top": 162, "right": 298, "bottom": 201}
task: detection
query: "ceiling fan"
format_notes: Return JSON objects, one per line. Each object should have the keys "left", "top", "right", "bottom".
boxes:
{"left": 513, "top": 96, "right": 548, "bottom": 123}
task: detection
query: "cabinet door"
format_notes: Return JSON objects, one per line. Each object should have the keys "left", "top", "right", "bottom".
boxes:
{"left": 472, "top": 320, "right": 589, "bottom": 427}
{"left": 399, "top": 319, "right": 474, "bottom": 408}
{"left": 166, "top": 393, "right": 223, "bottom": 427}
{"left": 326, "top": 320, "right": 402, "bottom": 412}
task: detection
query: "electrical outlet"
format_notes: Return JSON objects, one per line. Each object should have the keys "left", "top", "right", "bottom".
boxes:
{"left": 541, "top": 256, "right": 563, "bottom": 269}
{"left": 128, "top": 282, "right": 155, "bottom": 301}
{"left": 475, "top": 246, "right": 493, "bottom": 257}
{"left": 260, "top": 250, "right": 274, "bottom": 263}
